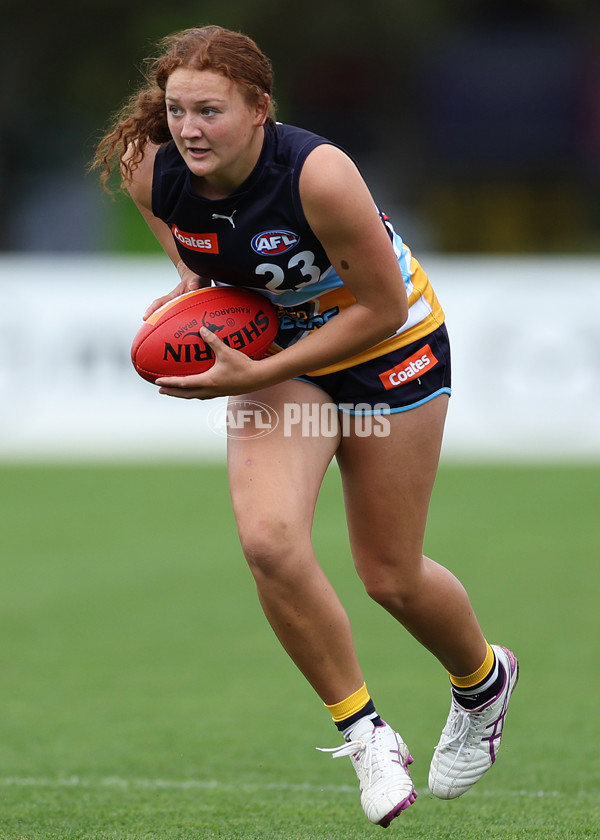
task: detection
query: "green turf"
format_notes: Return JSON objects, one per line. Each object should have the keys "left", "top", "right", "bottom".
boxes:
{"left": 0, "top": 463, "right": 598, "bottom": 839}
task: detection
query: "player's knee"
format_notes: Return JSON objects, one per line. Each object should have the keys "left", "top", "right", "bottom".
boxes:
{"left": 363, "top": 579, "right": 404, "bottom": 611}
{"left": 359, "top": 555, "right": 423, "bottom": 612}
{"left": 237, "top": 517, "right": 295, "bottom": 578}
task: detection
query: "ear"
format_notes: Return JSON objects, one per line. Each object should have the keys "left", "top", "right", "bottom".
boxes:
{"left": 254, "top": 93, "right": 271, "bottom": 126}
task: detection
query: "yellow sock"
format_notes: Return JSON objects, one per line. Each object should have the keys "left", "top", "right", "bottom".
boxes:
{"left": 449, "top": 642, "right": 495, "bottom": 688}
{"left": 325, "top": 683, "right": 371, "bottom": 723}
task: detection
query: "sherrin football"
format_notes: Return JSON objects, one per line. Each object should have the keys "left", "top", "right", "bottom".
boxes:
{"left": 131, "top": 286, "right": 279, "bottom": 383}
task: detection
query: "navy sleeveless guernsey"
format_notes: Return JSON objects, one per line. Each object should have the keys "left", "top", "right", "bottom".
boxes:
{"left": 151, "top": 122, "right": 444, "bottom": 374}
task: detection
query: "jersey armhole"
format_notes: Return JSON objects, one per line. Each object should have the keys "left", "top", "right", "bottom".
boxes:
{"left": 150, "top": 145, "right": 165, "bottom": 218}
{"left": 290, "top": 138, "right": 333, "bottom": 228}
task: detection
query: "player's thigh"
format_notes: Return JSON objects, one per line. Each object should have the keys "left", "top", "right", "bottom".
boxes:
{"left": 336, "top": 394, "right": 449, "bottom": 573}
{"left": 227, "top": 379, "right": 340, "bottom": 553}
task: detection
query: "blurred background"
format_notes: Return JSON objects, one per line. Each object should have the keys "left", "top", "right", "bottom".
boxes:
{"left": 1, "top": 0, "right": 599, "bottom": 460}
{"left": 1, "top": 7, "right": 598, "bottom": 834}
{"left": 2, "top": 0, "right": 600, "bottom": 254}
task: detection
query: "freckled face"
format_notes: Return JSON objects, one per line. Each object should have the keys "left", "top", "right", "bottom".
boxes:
{"left": 165, "top": 67, "right": 268, "bottom": 195}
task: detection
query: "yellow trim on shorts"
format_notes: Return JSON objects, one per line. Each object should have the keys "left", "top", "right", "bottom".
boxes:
{"left": 306, "top": 259, "right": 445, "bottom": 376}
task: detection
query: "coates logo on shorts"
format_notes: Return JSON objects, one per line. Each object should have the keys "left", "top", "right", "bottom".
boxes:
{"left": 251, "top": 230, "right": 299, "bottom": 256}
{"left": 378, "top": 344, "right": 439, "bottom": 390}
{"left": 208, "top": 400, "right": 279, "bottom": 439}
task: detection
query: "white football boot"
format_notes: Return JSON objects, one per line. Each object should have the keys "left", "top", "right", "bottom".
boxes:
{"left": 318, "top": 718, "right": 417, "bottom": 827}
{"left": 429, "top": 645, "right": 519, "bottom": 799}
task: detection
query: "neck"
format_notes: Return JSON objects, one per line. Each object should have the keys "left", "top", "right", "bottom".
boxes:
{"left": 192, "top": 125, "right": 265, "bottom": 200}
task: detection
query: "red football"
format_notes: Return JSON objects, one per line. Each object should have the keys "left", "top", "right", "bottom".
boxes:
{"left": 131, "top": 286, "right": 279, "bottom": 383}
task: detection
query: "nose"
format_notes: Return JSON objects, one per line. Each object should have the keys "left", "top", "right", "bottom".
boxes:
{"left": 180, "top": 113, "right": 202, "bottom": 139}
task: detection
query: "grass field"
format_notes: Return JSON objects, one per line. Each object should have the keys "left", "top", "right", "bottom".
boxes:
{"left": 0, "top": 462, "right": 598, "bottom": 839}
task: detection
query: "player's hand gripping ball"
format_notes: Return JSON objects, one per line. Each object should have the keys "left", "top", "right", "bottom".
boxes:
{"left": 131, "top": 287, "right": 279, "bottom": 383}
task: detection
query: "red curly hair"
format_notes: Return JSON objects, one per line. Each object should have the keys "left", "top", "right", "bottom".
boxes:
{"left": 91, "top": 26, "right": 276, "bottom": 192}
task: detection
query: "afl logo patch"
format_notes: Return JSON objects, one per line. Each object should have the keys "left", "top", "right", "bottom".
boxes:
{"left": 251, "top": 230, "right": 299, "bottom": 256}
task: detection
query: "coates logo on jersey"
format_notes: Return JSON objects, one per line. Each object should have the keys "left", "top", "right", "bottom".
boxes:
{"left": 171, "top": 225, "right": 219, "bottom": 253}
{"left": 378, "top": 344, "right": 439, "bottom": 391}
{"left": 251, "top": 230, "right": 299, "bottom": 256}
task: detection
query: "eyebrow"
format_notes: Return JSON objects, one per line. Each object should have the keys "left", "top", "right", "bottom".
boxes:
{"left": 165, "top": 95, "right": 225, "bottom": 104}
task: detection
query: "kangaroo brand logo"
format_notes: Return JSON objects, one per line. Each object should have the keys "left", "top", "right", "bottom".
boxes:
{"left": 208, "top": 400, "right": 279, "bottom": 439}
{"left": 171, "top": 225, "right": 219, "bottom": 253}
{"left": 379, "top": 344, "right": 439, "bottom": 390}
{"left": 162, "top": 309, "right": 271, "bottom": 363}
{"left": 251, "top": 230, "right": 299, "bottom": 255}
{"left": 173, "top": 319, "right": 199, "bottom": 339}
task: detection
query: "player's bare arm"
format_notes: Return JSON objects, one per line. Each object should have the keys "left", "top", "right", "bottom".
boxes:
{"left": 123, "top": 142, "right": 209, "bottom": 316}
{"left": 240, "top": 145, "right": 409, "bottom": 378}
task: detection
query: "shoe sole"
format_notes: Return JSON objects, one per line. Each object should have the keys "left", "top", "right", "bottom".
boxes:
{"left": 377, "top": 752, "right": 418, "bottom": 828}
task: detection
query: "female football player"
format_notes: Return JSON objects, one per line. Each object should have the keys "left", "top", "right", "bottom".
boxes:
{"left": 93, "top": 25, "right": 518, "bottom": 827}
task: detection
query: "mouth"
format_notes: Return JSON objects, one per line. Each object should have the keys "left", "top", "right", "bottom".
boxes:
{"left": 187, "top": 146, "right": 211, "bottom": 159}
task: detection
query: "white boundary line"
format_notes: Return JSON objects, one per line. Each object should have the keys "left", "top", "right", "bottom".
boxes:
{"left": 0, "top": 776, "right": 597, "bottom": 801}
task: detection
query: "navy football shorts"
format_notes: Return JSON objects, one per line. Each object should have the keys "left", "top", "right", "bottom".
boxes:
{"left": 296, "top": 323, "right": 451, "bottom": 415}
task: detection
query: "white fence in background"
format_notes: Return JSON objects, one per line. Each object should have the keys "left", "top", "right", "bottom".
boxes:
{"left": 0, "top": 254, "right": 598, "bottom": 462}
